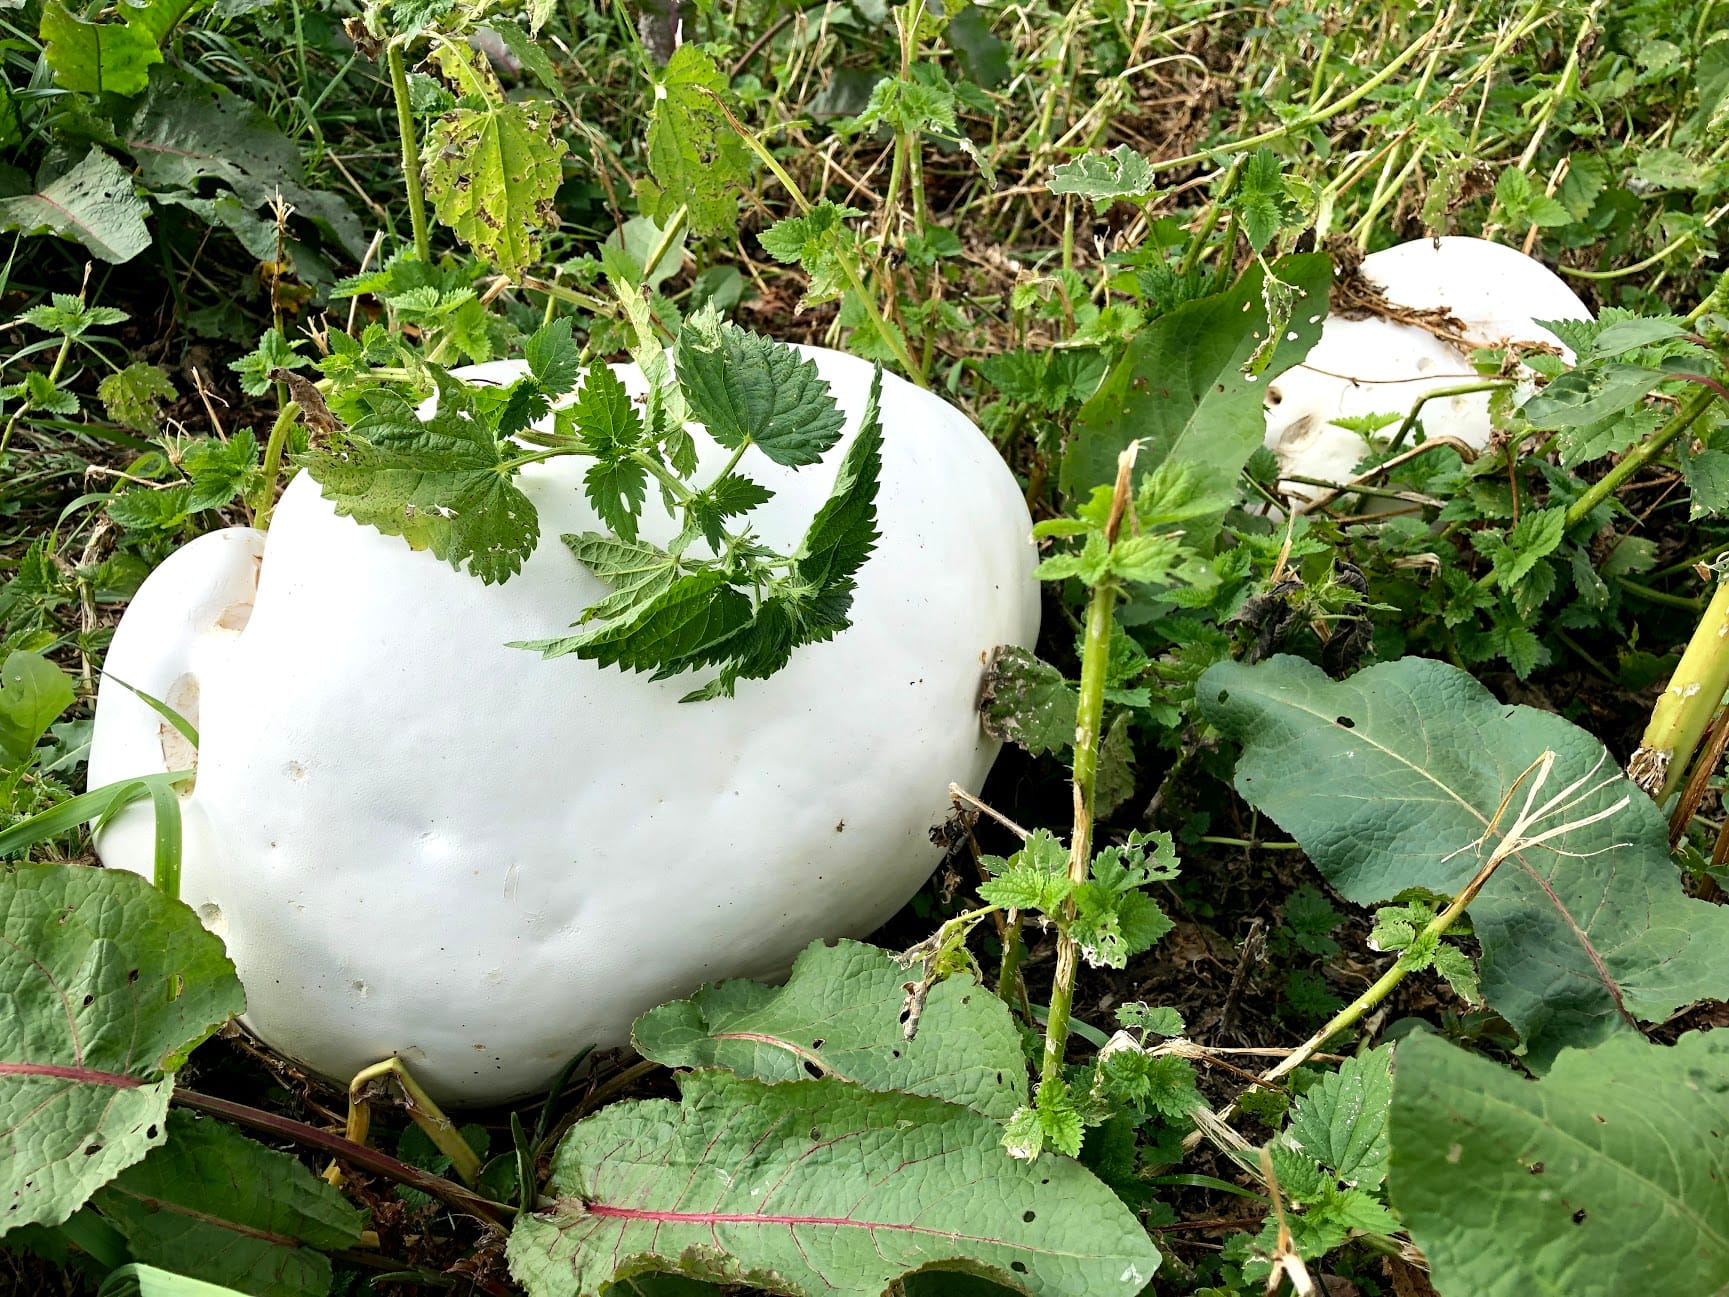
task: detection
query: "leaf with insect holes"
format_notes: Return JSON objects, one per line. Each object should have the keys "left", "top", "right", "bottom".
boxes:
{"left": 979, "top": 646, "right": 1080, "bottom": 757}
{"left": 0, "top": 149, "right": 150, "bottom": 264}
{"left": 507, "top": 1070, "right": 1158, "bottom": 1297}
{"left": 424, "top": 99, "right": 566, "bottom": 277}
{"left": 98, "top": 364, "right": 177, "bottom": 433}
{"left": 0, "top": 652, "right": 74, "bottom": 769}
{"left": 676, "top": 307, "right": 847, "bottom": 467}
{"left": 0, "top": 865, "right": 244, "bottom": 1235}
{"left": 1389, "top": 1030, "right": 1729, "bottom": 1297}
{"left": 632, "top": 939, "right": 1026, "bottom": 1119}
{"left": 642, "top": 44, "right": 753, "bottom": 237}
{"left": 1197, "top": 654, "right": 1729, "bottom": 1066}
{"left": 301, "top": 380, "right": 541, "bottom": 585}
{"left": 1048, "top": 145, "right": 1155, "bottom": 203}
{"left": 583, "top": 460, "right": 649, "bottom": 543}
{"left": 94, "top": 1112, "right": 362, "bottom": 1297}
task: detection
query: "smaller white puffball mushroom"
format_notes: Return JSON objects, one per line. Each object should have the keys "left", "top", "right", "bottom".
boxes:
{"left": 1263, "top": 237, "right": 1592, "bottom": 512}
{"left": 88, "top": 348, "right": 1041, "bottom": 1105}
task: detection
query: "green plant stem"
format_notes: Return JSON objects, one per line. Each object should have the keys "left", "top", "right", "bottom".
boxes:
{"left": 1385, "top": 380, "right": 1513, "bottom": 453}
{"left": 343, "top": 1057, "right": 482, "bottom": 1187}
{"left": 387, "top": 40, "right": 433, "bottom": 263}
{"left": 1039, "top": 455, "right": 1132, "bottom": 1088}
{"left": 255, "top": 401, "right": 301, "bottom": 528}
{"left": 0, "top": 331, "right": 72, "bottom": 453}
{"left": 1564, "top": 386, "right": 1719, "bottom": 529}
{"left": 1261, "top": 848, "right": 1504, "bottom": 1085}
{"left": 1632, "top": 576, "right": 1729, "bottom": 802}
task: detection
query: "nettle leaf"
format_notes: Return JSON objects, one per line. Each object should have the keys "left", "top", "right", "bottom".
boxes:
{"left": 756, "top": 202, "right": 865, "bottom": 307}
{"left": 687, "top": 474, "right": 773, "bottom": 550}
{"left": 979, "top": 646, "right": 1079, "bottom": 757}
{"left": 506, "top": 1071, "right": 1159, "bottom": 1297}
{"left": 978, "top": 829, "right": 1073, "bottom": 916}
{"left": 301, "top": 382, "right": 540, "bottom": 585}
{"left": 1229, "top": 148, "right": 1301, "bottom": 253}
{"left": 676, "top": 308, "right": 847, "bottom": 467}
{"left": 783, "top": 372, "right": 883, "bottom": 632}
{"left": 0, "top": 651, "right": 75, "bottom": 769}
{"left": 182, "top": 430, "right": 262, "bottom": 512}
{"left": 525, "top": 318, "right": 582, "bottom": 399}
{"left": 633, "top": 939, "right": 1026, "bottom": 1120}
{"left": 98, "top": 364, "right": 177, "bottom": 433}
{"left": 1285, "top": 1048, "right": 1391, "bottom": 1189}
{"left": 558, "top": 534, "right": 682, "bottom": 624}
{"left": 94, "top": 1111, "right": 362, "bottom": 1297}
{"left": 643, "top": 44, "right": 753, "bottom": 237}
{"left": 1063, "top": 255, "right": 1331, "bottom": 512}
{"left": 1197, "top": 655, "right": 1729, "bottom": 1065}
{"left": 1389, "top": 1030, "right": 1729, "bottom": 1297}
{"left": 423, "top": 100, "right": 566, "bottom": 277}
{"left": 1047, "top": 144, "right": 1155, "bottom": 203}
{"left": 1520, "top": 362, "right": 1669, "bottom": 429}
{"left": 0, "top": 865, "right": 244, "bottom": 1234}
{"left": 0, "top": 149, "right": 151, "bottom": 265}
{"left": 526, "top": 569, "right": 753, "bottom": 674}
{"left": 583, "top": 460, "right": 649, "bottom": 543}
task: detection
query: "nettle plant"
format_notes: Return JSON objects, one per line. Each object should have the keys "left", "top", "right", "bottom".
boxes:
{"left": 298, "top": 301, "right": 887, "bottom": 699}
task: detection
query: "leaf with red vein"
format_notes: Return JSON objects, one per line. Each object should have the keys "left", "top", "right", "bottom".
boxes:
{"left": 1197, "top": 655, "right": 1729, "bottom": 1066}
{"left": 94, "top": 1111, "right": 361, "bottom": 1297}
{"left": 507, "top": 1070, "right": 1159, "bottom": 1297}
{"left": 1, "top": 864, "right": 243, "bottom": 1234}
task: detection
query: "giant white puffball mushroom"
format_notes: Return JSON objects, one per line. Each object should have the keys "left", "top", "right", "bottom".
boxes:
{"left": 88, "top": 348, "right": 1040, "bottom": 1105}
{"left": 1264, "top": 236, "right": 1592, "bottom": 511}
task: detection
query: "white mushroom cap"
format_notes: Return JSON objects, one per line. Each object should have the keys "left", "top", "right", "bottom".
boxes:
{"left": 90, "top": 348, "right": 1040, "bottom": 1104}
{"left": 1263, "top": 237, "right": 1592, "bottom": 512}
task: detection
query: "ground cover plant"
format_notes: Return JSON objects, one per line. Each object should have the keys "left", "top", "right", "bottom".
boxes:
{"left": 3, "top": 0, "right": 1729, "bottom": 1294}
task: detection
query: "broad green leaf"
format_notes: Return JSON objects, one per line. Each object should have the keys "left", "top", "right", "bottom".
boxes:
{"left": 101, "top": 1266, "right": 252, "bottom": 1297}
{"left": 1389, "top": 1030, "right": 1729, "bottom": 1297}
{"left": 120, "top": 77, "right": 364, "bottom": 259}
{"left": 632, "top": 939, "right": 1026, "bottom": 1120}
{"left": 1196, "top": 655, "right": 1729, "bottom": 1065}
{"left": 423, "top": 100, "right": 566, "bottom": 276}
{"left": 95, "top": 1112, "right": 362, "bottom": 1297}
{"left": 0, "top": 865, "right": 244, "bottom": 1233}
{"left": 675, "top": 309, "right": 847, "bottom": 467}
{"left": 0, "top": 149, "right": 151, "bottom": 265}
{"left": 1046, "top": 145, "right": 1155, "bottom": 203}
{"left": 558, "top": 534, "right": 682, "bottom": 623}
{"left": 40, "top": 0, "right": 159, "bottom": 96}
{"left": 506, "top": 1071, "right": 1160, "bottom": 1297}
{"left": 643, "top": 46, "right": 755, "bottom": 236}
{"left": 1062, "top": 255, "right": 1331, "bottom": 509}
{"left": 301, "top": 383, "right": 540, "bottom": 585}
{"left": 979, "top": 646, "right": 1078, "bottom": 757}
{"left": 1285, "top": 1048, "right": 1391, "bottom": 1188}
{"left": 0, "top": 651, "right": 75, "bottom": 770}
{"left": 1520, "top": 362, "right": 1669, "bottom": 429}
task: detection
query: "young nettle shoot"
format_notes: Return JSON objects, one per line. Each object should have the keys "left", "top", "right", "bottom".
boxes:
{"left": 301, "top": 306, "right": 885, "bottom": 699}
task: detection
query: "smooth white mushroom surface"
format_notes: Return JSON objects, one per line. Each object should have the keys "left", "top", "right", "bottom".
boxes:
{"left": 89, "top": 348, "right": 1040, "bottom": 1104}
{"left": 1264, "top": 236, "right": 1592, "bottom": 512}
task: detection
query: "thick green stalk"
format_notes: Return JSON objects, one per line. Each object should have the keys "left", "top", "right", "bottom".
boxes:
{"left": 255, "top": 401, "right": 301, "bottom": 528}
{"left": 387, "top": 40, "right": 433, "bottom": 263}
{"left": 1565, "top": 386, "right": 1718, "bottom": 528}
{"left": 1038, "top": 573, "right": 1115, "bottom": 1087}
{"left": 1631, "top": 576, "right": 1729, "bottom": 801}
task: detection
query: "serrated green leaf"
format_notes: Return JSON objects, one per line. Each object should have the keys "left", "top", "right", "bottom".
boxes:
{"left": 978, "top": 828, "right": 1073, "bottom": 915}
{"left": 0, "top": 149, "right": 151, "bottom": 265}
{"left": 1520, "top": 363, "right": 1669, "bottom": 429}
{"left": 568, "top": 362, "right": 644, "bottom": 457}
{"left": 524, "top": 318, "right": 581, "bottom": 397}
{"left": 301, "top": 383, "right": 540, "bottom": 585}
{"left": 524, "top": 569, "right": 752, "bottom": 674}
{"left": 98, "top": 364, "right": 177, "bottom": 433}
{"left": 786, "top": 369, "right": 883, "bottom": 629}
{"left": 643, "top": 45, "right": 753, "bottom": 237}
{"left": 1389, "top": 1030, "right": 1729, "bottom": 1297}
{"left": 40, "top": 0, "right": 160, "bottom": 96}
{"left": 0, "top": 652, "right": 74, "bottom": 770}
{"left": 94, "top": 1111, "right": 362, "bottom": 1297}
{"left": 508, "top": 1071, "right": 1158, "bottom": 1297}
{"left": 1285, "top": 1048, "right": 1391, "bottom": 1189}
{"left": 1197, "top": 655, "right": 1729, "bottom": 1065}
{"left": 1230, "top": 148, "right": 1299, "bottom": 253}
{"left": 182, "top": 430, "right": 261, "bottom": 512}
{"left": 582, "top": 459, "right": 648, "bottom": 543}
{"left": 675, "top": 309, "right": 847, "bottom": 467}
{"left": 632, "top": 939, "right": 1026, "bottom": 1119}
{"left": 0, "top": 864, "right": 244, "bottom": 1234}
{"left": 423, "top": 100, "right": 566, "bottom": 276}
{"left": 1047, "top": 145, "right": 1155, "bottom": 202}
{"left": 687, "top": 474, "right": 773, "bottom": 549}
{"left": 978, "top": 646, "right": 1078, "bottom": 757}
